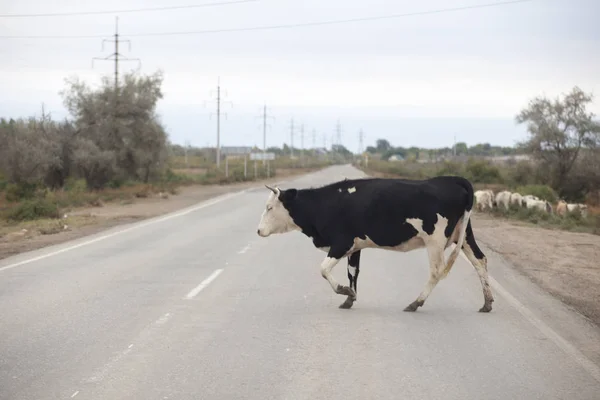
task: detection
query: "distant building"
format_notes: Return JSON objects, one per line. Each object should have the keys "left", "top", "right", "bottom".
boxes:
{"left": 388, "top": 154, "right": 405, "bottom": 162}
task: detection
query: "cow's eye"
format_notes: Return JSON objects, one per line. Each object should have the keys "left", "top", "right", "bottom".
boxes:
{"left": 266, "top": 205, "right": 273, "bottom": 211}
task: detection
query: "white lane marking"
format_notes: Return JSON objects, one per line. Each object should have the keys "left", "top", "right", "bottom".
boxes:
{"left": 458, "top": 252, "right": 600, "bottom": 383}
{"left": 0, "top": 187, "right": 256, "bottom": 273}
{"left": 0, "top": 179, "right": 292, "bottom": 274}
{"left": 237, "top": 244, "right": 251, "bottom": 254}
{"left": 155, "top": 313, "right": 171, "bottom": 325}
{"left": 185, "top": 269, "right": 224, "bottom": 299}
{"left": 71, "top": 391, "right": 79, "bottom": 398}
{"left": 128, "top": 344, "right": 133, "bottom": 349}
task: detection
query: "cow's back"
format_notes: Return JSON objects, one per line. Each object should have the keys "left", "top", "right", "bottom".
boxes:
{"left": 310, "top": 177, "right": 471, "bottom": 248}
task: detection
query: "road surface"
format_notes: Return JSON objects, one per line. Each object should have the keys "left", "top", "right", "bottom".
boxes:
{"left": 1, "top": 165, "right": 600, "bottom": 400}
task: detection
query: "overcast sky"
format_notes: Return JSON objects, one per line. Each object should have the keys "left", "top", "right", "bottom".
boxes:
{"left": 1, "top": 0, "right": 599, "bottom": 152}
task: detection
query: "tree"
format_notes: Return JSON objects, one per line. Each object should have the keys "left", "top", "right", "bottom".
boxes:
{"left": 455, "top": 142, "right": 468, "bottom": 155}
{"left": 516, "top": 86, "right": 600, "bottom": 195}
{"left": 61, "top": 70, "right": 169, "bottom": 187}
{"left": 375, "top": 139, "right": 391, "bottom": 153}
{"left": 0, "top": 116, "right": 62, "bottom": 185}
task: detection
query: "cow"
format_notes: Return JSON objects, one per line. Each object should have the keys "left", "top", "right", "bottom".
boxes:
{"left": 509, "top": 192, "right": 524, "bottom": 208}
{"left": 556, "top": 200, "right": 568, "bottom": 217}
{"left": 522, "top": 194, "right": 540, "bottom": 207}
{"left": 256, "top": 176, "right": 494, "bottom": 313}
{"left": 474, "top": 190, "right": 494, "bottom": 212}
{"left": 567, "top": 203, "right": 589, "bottom": 218}
{"left": 495, "top": 191, "right": 512, "bottom": 211}
{"left": 525, "top": 197, "right": 552, "bottom": 213}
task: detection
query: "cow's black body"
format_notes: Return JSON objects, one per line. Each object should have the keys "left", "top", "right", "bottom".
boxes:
{"left": 279, "top": 176, "right": 474, "bottom": 258}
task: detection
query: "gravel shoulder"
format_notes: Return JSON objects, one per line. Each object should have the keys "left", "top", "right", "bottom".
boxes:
{"left": 472, "top": 213, "right": 600, "bottom": 327}
{"left": 0, "top": 168, "right": 314, "bottom": 261}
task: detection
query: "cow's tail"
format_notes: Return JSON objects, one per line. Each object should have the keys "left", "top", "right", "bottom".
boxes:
{"left": 440, "top": 177, "right": 474, "bottom": 279}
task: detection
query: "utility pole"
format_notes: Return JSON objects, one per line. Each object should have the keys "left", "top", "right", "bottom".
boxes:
{"left": 184, "top": 140, "right": 190, "bottom": 167}
{"left": 92, "top": 17, "right": 140, "bottom": 140}
{"left": 335, "top": 119, "right": 342, "bottom": 148}
{"left": 312, "top": 128, "right": 316, "bottom": 149}
{"left": 208, "top": 77, "right": 231, "bottom": 168}
{"left": 289, "top": 118, "right": 295, "bottom": 158}
{"left": 257, "top": 103, "right": 274, "bottom": 165}
{"left": 358, "top": 128, "right": 364, "bottom": 154}
{"left": 453, "top": 134, "right": 457, "bottom": 157}
{"left": 92, "top": 16, "right": 141, "bottom": 98}
{"left": 300, "top": 123, "right": 305, "bottom": 165}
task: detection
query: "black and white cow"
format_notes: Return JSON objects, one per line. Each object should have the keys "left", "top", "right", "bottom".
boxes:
{"left": 256, "top": 176, "right": 494, "bottom": 312}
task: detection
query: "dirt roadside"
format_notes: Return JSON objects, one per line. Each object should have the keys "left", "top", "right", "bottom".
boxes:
{"left": 0, "top": 168, "right": 316, "bottom": 261}
{"left": 471, "top": 213, "right": 600, "bottom": 327}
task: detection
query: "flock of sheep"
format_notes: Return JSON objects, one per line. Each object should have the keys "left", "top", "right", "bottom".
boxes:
{"left": 474, "top": 189, "right": 589, "bottom": 218}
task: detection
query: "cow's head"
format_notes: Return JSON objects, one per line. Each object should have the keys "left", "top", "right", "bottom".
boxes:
{"left": 256, "top": 185, "right": 300, "bottom": 237}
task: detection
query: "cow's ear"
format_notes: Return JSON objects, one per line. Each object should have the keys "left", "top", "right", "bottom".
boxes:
{"left": 279, "top": 188, "right": 297, "bottom": 203}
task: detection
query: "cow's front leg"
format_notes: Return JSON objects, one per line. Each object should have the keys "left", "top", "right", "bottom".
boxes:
{"left": 320, "top": 251, "right": 356, "bottom": 301}
{"left": 339, "top": 250, "right": 360, "bottom": 309}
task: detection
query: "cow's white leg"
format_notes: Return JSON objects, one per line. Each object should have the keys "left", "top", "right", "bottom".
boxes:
{"left": 461, "top": 225, "right": 494, "bottom": 312}
{"left": 340, "top": 250, "right": 361, "bottom": 309}
{"left": 404, "top": 244, "right": 444, "bottom": 312}
{"left": 321, "top": 255, "right": 356, "bottom": 299}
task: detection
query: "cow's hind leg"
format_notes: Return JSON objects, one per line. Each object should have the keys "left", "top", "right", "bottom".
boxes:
{"left": 462, "top": 222, "right": 494, "bottom": 312}
{"left": 404, "top": 244, "right": 444, "bottom": 312}
{"left": 340, "top": 250, "right": 361, "bottom": 309}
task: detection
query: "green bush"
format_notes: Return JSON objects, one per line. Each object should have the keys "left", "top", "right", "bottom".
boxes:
{"left": 465, "top": 159, "right": 503, "bottom": 183}
{"left": 435, "top": 161, "right": 465, "bottom": 177}
{"left": 0, "top": 171, "right": 7, "bottom": 192}
{"left": 5, "top": 198, "right": 60, "bottom": 221}
{"left": 64, "top": 178, "right": 88, "bottom": 193}
{"left": 515, "top": 184, "right": 558, "bottom": 203}
{"left": 5, "top": 182, "right": 39, "bottom": 202}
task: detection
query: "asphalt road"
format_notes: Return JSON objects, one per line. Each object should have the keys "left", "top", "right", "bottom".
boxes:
{"left": 1, "top": 165, "right": 600, "bottom": 400}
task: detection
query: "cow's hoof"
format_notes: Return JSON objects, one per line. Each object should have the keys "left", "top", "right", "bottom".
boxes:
{"left": 339, "top": 297, "right": 354, "bottom": 309}
{"left": 403, "top": 300, "right": 424, "bottom": 312}
{"left": 479, "top": 303, "right": 493, "bottom": 313}
{"left": 337, "top": 285, "right": 356, "bottom": 298}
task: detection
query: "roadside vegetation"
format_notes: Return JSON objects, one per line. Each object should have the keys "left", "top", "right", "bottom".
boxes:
{"left": 0, "top": 69, "right": 345, "bottom": 229}
{"left": 356, "top": 86, "right": 600, "bottom": 235}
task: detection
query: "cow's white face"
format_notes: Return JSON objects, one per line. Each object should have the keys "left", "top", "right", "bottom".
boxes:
{"left": 257, "top": 186, "right": 299, "bottom": 237}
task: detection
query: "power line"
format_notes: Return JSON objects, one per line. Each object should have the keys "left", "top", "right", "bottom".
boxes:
{"left": 0, "top": 0, "right": 258, "bottom": 18}
{"left": 0, "top": 0, "right": 533, "bottom": 39}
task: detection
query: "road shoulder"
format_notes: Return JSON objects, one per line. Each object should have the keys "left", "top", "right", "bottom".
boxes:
{"left": 0, "top": 168, "right": 315, "bottom": 261}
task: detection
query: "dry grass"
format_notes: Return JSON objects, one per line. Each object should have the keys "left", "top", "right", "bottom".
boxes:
{"left": 0, "top": 214, "right": 99, "bottom": 241}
